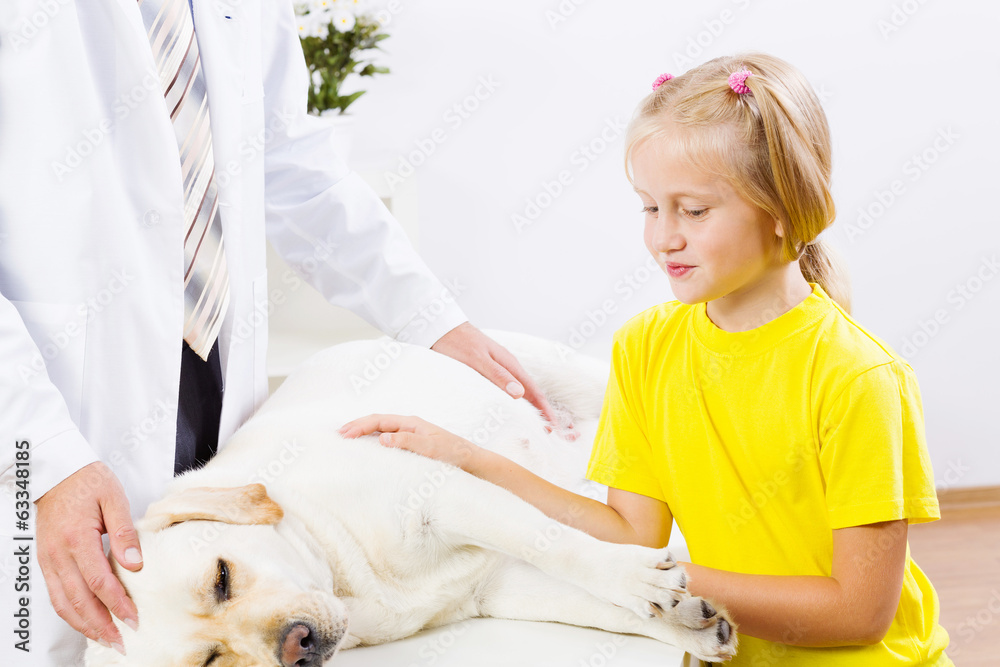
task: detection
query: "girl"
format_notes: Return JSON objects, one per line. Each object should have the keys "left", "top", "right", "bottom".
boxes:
{"left": 340, "top": 52, "right": 952, "bottom": 666}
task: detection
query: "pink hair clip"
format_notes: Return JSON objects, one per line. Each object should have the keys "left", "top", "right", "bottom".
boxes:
{"left": 652, "top": 73, "right": 674, "bottom": 90}
{"left": 728, "top": 68, "right": 753, "bottom": 95}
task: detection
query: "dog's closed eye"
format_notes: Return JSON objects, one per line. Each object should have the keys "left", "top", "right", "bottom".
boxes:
{"left": 203, "top": 647, "right": 222, "bottom": 667}
{"left": 215, "top": 559, "right": 231, "bottom": 604}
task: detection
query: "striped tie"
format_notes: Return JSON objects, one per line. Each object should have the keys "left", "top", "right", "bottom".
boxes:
{"left": 138, "top": 0, "right": 231, "bottom": 361}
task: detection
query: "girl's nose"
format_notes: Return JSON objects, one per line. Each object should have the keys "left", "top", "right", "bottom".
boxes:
{"left": 651, "top": 216, "right": 684, "bottom": 253}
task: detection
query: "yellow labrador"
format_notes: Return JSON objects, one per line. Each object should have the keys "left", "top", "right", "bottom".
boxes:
{"left": 84, "top": 333, "right": 737, "bottom": 666}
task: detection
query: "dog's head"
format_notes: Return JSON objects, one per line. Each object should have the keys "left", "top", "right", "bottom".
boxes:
{"left": 84, "top": 484, "right": 347, "bottom": 667}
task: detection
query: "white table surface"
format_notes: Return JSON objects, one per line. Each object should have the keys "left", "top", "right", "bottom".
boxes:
{"left": 334, "top": 617, "right": 688, "bottom": 666}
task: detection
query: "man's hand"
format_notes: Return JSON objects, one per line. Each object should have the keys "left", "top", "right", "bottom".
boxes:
{"left": 36, "top": 462, "right": 142, "bottom": 655}
{"left": 430, "top": 322, "right": 567, "bottom": 433}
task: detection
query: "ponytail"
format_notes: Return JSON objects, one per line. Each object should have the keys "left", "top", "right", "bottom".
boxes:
{"left": 746, "top": 67, "right": 851, "bottom": 314}
{"left": 800, "top": 240, "right": 852, "bottom": 315}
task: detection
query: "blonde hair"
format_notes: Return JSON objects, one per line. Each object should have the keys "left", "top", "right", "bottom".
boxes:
{"left": 625, "top": 52, "right": 852, "bottom": 313}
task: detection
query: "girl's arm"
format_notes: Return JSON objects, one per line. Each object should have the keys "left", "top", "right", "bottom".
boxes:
{"left": 683, "top": 519, "right": 909, "bottom": 646}
{"left": 338, "top": 414, "right": 673, "bottom": 548}
{"left": 339, "top": 416, "right": 907, "bottom": 646}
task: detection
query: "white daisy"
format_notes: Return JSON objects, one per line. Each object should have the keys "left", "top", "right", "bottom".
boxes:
{"left": 314, "top": 19, "right": 330, "bottom": 40}
{"left": 297, "top": 13, "right": 329, "bottom": 38}
{"left": 334, "top": 0, "right": 370, "bottom": 15}
{"left": 331, "top": 10, "right": 356, "bottom": 32}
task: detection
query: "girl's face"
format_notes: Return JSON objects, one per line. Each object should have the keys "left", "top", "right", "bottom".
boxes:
{"left": 631, "top": 134, "right": 786, "bottom": 308}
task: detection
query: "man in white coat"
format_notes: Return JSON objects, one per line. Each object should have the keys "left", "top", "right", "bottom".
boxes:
{"left": 0, "top": 1, "right": 558, "bottom": 663}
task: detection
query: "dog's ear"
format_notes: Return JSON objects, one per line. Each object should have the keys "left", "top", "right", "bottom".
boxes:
{"left": 139, "top": 483, "right": 284, "bottom": 532}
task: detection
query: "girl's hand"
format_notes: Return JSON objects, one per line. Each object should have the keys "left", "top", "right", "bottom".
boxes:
{"left": 338, "top": 415, "right": 481, "bottom": 471}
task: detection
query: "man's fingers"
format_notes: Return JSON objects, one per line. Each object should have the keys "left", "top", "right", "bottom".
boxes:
{"left": 103, "top": 496, "right": 142, "bottom": 574}
{"left": 428, "top": 324, "right": 560, "bottom": 429}
{"left": 38, "top": 523, "right": 108, "bottom": 644}
{"left": 486, "top": 348, "right": 561, "bottom": 428}
{"left": 73, "top": 529, "right": 136, "bottom": 633}
{"left": 51, "top": 552, "right": 122, "bottom": 648}
{"left": 34, "top": 463, "right": 133, "bottom": 653}
{"left": 98, "top": 482, "right": 141, "bottom": 625}
{"left": 475, "top": 350, "right": 520, "bottom": 398}
{"left": 516, "top": 377, "right": 560, "bottom": 426}
{"left": 43, "top": 567, "right": 97, "bottom": 643}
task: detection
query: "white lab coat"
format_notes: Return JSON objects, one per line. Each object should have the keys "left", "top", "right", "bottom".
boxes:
{"left": 0, "top": 1, "right": 466, "bottom": 663}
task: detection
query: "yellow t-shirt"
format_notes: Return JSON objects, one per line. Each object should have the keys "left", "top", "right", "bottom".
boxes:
{"left": 586, "top": 282, "right": 952, "bottom": 666}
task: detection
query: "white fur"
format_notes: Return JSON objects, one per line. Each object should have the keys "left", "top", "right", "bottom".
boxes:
{"left": 84, "top": 332, "right": 736, "bottom": 666}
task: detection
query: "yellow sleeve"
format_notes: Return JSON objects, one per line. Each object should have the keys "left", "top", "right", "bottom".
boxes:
{"left": 819, "top": 359, "right": 940, "bottom": 529}
{"left": 585, "top": 326, "right": 665, "bottom": 502}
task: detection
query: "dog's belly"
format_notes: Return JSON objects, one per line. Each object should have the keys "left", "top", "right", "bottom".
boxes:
{"left": 185, "top": 339, "right": 597, "bottom": 507}
{"left": 167, "top": 340, "right": 594, "bottom": 639}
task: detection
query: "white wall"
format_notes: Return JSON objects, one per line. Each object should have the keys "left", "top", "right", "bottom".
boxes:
{"left": 276, "top": 0, "right": 1000, "bottom": 489}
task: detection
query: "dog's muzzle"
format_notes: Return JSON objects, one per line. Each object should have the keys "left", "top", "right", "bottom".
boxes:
{"left": 278, "top": 621, "right": 341, "bottom": 667}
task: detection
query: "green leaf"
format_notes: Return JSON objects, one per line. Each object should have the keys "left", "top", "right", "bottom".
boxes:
{"left": 299, "top": 12, "right": 391, "bottom": 114}
{"left": 342, "top": 90, "right": 366, "bottom": 106}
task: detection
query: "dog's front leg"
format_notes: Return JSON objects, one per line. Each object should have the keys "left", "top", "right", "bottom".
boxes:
{"left": 413, "top": 469, "right": 725, "bottom": 633}
{"left": 475, "top": 559, "right": 736, "bottom": 662}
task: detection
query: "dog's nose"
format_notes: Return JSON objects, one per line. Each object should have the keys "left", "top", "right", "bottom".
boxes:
{"left": 279, "top": 623, "right": 321, "bottom": 667}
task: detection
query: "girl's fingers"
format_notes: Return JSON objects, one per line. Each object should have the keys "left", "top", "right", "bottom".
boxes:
{"left": 339, "top": 414, "right": 424, "bottom": 438}
{"left": 379, "top": 431, "right": 414, "bottom": 448}
{"left": 379, "top": 430, "right": 477, "bottom": 470}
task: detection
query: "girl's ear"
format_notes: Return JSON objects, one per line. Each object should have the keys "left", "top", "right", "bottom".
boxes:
{"left": 773, "top": 217, "right": 786, "bottom": 238}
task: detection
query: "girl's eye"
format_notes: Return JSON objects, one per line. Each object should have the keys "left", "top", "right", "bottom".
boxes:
{"left": 685, "top": 208, "right": 707, "bottom": 219}
{"left": 641, "top": 205, "right": 658, "bottom": 214}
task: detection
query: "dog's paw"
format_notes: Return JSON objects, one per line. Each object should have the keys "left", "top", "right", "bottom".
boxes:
{"left": 670, "top": 598, "right": 738, "bottom": 662}
{"left": 583, "top": 546, "right": 737, "bottom": 661}
{"left": 689, "top": 614, "right": 738, "bottom": 662}
{"left": 638, "top": 592, "right": 737, "bottom": 662}
{"left": 579, "top": 546, "right": 687, "bottom": 619}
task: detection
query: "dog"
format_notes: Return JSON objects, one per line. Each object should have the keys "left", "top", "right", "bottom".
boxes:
{"left": 84, "top": 332, "right": 737, "bottom": 666}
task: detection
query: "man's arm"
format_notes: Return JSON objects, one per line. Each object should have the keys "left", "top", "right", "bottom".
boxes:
{"left": 0, "top": 297, "right": 141, "bottom": 653}
{"left": 257, "top": 2, "right": 558, "bottom": 424}
{"left": 258, "top": 0, "right": 467, "bottom": 346}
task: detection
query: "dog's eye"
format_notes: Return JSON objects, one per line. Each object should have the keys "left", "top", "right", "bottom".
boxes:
{"left": 203, "top": 648, "right": 221, "bottom": 667}
{"left": 214, "top": 559, "right": 231, "bottom": 603}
